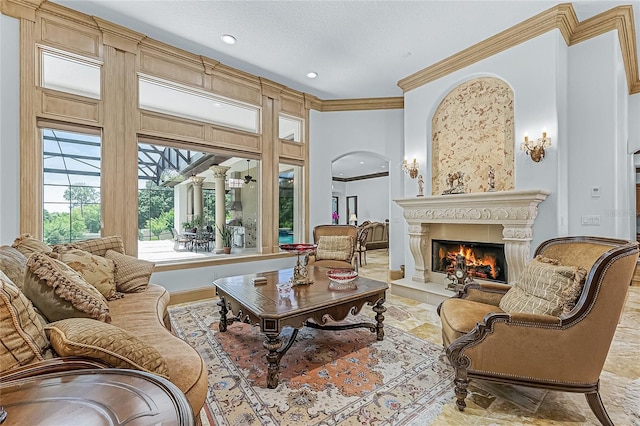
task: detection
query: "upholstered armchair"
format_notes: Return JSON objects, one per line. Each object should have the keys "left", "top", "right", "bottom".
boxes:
{"left": 307, "top": 225, "right": 358, "bottom": 270}
{"left": 437, "top": 236, "right": 638, "bottom": 426}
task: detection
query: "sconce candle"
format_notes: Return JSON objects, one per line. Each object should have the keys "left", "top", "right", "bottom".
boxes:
{"left": 402, "top": 158, "right": 419, "bottom": 179}
{"left": 521, "top": 132, "right": 552, "bottom": 162}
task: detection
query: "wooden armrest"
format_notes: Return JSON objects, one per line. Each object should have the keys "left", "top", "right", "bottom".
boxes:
{"left": 1, "top": 357, "right": 111, "bottom": 383}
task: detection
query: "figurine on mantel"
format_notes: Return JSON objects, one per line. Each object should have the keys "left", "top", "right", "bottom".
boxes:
{"left": 417, "top": 174, "right": 424, "bottom": 197}
{"left": 487, "top": 165, "right": 496, "bottom": 192}
{"left": 442, "top": 171, "right": 465, "bottom": 195}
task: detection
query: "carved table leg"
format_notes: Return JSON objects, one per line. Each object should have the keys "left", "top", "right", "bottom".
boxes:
{"left": 263, "top": 334, "right": 283, "bottom": 389}
{"left": 372, "top": 298, "right": 386, "bottom": 341}
{"left": 217, "top": 297, "right": 228, "bottom": 332}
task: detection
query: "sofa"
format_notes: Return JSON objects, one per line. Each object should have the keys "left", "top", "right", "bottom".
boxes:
{"left": 363, "top": 221, "right": 389, "bottom": 250}
{"left": 0, "top": 235, "right": 208, "bottom": 418}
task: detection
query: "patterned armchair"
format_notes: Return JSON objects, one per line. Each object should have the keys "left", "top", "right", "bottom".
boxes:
{"left": 437, "top": 236, "right": 638, "bottom": 425}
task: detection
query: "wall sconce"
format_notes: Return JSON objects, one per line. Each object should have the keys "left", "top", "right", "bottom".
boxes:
{"left": 521, "top": 132, "right": 552, "bottom": 162}
{"left": 402, "top": 158, "right": 419, "bottom": 178}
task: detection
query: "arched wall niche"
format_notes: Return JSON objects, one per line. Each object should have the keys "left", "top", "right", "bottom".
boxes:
{"left": 431, "top": 77, "right": 514, "bottom": 195}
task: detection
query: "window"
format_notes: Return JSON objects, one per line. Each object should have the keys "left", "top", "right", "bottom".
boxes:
{"left": 279, "top": 115, "right": 302, "bottom": 142}
{"left": 40, "top": 49, "right": 101, "bottom": 98}
{"left": 42, "top": 128, "right": 101, "bottom": 244}
{"left": 136, "top": 141, "right": 261, "bottom": 262}
{"left": 279, "top": 164, "right": 303, "bottom": 244}
{"left": 138, "top": 76, "right": 260, "bottom": 133}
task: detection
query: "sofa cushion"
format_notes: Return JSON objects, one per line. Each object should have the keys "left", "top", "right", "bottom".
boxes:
{"left": 0, "top": 272, "right": 50, "bottom": 372}
{"left": 0, "top": 245, "right": 27, "bottom": 291}
{"left": 105, "top": 250, "right": 154, "bottom": 293}
{"left": 11, "top": 234, "right": 52, "bottom": 257}
{"left": 316, "top": 235, "right": 353, "bottom": 261}
{"left": 23, "top": 252, "right": 111, "bottom": 323}
{"left": 46, "top": 318, "right": 170, "bottom": 379}
{"left": 57, "top": 235, "right": 125, "bottom": 257}
{"left": 499, "top": 259, "right": 587, "bottom": 316}
{"left": 53, "top": 247, "right": 118, "bottom": 300}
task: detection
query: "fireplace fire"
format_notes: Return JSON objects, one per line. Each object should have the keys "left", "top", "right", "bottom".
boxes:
{"left": 432, "top": 239, "right": 507, "bottom": 283}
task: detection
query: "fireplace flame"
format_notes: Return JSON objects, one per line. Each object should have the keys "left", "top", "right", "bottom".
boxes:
{"left": 448, "top": 245, "right": 498, "bottom": 279}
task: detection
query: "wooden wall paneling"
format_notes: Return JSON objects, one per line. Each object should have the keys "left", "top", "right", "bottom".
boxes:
{"left": 139, "top": 111, "right": 206, "bottom": 141}
{"left": 211, "top": 66, "right": 262, "bottom": 106}
{"left": 279, "top": 140, "right": 304, "bottom": 160}
{"left": 101, "top": 46, "right": 139, "bottom": 254}
{"left": 20, "top": 18, "right": 41, "bottom": 238}
{"left": 208, "top": 127, "right": 261, "bottom": 153}
{"left": 280, "top": 90, "right": 305, "bottom": 117}
{"left": 40, "top": 90, "right": 101, "bottom": 124}
{"left": 38, "top": 16, "right": 102, "bottom": 59}
{"left": 138, "top": 47, "right": 206, "bottom": 89}
{"left": 122, "top": 50, "right": 139, "bottom": 255}
{"left": 261, "top": 96, "right": 277, "bottom": 253}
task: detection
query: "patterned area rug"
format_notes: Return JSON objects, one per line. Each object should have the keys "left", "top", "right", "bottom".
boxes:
{"left": 168, "top": 300, "right": 455, "bottom": 425}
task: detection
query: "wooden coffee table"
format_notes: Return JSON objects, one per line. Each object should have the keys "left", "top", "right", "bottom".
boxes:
{"left": 213, "top": 266, "right": 388, "bottom": 388}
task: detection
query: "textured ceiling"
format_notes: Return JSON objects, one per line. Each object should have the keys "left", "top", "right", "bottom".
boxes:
{"left": 54, "top": 0, "right": 640, "bottom": 177}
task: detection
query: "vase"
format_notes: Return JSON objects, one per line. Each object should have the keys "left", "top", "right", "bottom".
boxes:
{"left": 223, "top": 246, "right": 231, "bottom": 254}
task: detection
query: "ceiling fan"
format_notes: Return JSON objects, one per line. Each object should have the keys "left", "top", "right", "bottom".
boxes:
{"left": 244, "top": 160, "right": 256, "bottom": 184}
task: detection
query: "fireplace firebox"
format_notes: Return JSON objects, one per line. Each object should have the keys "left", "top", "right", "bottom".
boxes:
{"left": 432, "top": 239, "right": 507, "bottom": 283}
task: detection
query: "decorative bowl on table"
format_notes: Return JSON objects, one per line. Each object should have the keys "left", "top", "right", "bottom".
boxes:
{"left": 326, "top": 269, "right": 358, "bottom": 290}
{"left": 278, "top": 243, "right": 317, "bottom": 253}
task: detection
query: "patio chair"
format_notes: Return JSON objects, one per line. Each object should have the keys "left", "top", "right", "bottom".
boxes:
{"left": 173, "top": 228, "right": 191, "bottom": 251}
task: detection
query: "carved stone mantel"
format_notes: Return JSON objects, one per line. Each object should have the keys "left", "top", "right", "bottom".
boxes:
{"left": 394, "top": 189, "right": 550, "bottom": 284}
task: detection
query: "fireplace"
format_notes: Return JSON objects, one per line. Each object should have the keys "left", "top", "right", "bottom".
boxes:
{"left": 432, "top": 239, "right": 507, "bottom": 283}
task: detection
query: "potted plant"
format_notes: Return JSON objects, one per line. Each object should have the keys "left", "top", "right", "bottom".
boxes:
{"left": 217, "top": 224, "right": 234, "bottom": 254}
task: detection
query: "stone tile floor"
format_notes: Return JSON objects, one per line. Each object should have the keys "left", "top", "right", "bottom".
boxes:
{"left": 357, "top": 249, "right": 640, "bottom": 425}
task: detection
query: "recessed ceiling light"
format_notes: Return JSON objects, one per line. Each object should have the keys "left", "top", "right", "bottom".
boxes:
{"left": 221, "top": 34, "right": 236, "bottom": 45}
{"left": 307, "top": 72, "right": 318, "bottom": 79}
{"left": 359, "top": 161, "right": 364, "bottom": 164}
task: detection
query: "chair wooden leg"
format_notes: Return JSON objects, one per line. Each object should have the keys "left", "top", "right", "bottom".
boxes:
{"left": 585, "top": 391, "right": 613, "bottom": 426}
{"left": 454, "top": 376, "right": 469, "bottom": 411}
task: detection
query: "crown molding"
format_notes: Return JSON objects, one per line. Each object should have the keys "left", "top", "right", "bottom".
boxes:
{"left": 398, "top": 3, "right": 640, "bottom": 96}
{"left": 312, "top": 97, "right": 404, "bottom": 112}
{"left": 0, "top": 0, "right": 43, "bottom": 21}
{"left": 93, "top": 16, "right": 145, "bottom": 53}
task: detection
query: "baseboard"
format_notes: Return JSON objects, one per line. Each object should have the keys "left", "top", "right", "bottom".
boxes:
{"left": 169, "top": 287, "right": 217, "bottom": 306}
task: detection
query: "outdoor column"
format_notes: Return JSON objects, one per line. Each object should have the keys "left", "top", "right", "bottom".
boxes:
{"left": 210, "top": 166, "right": 230, "bottom": 253}
{"left": 191, "top": 176, "right": 205, "bottom": 223}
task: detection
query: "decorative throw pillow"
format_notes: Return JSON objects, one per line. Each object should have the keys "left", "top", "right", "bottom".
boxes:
{"left": 105, "top": 250, "right": 154, "bottom": 293}
{"left": 53, "top": 248, "right": 118, "bottom": 300}
{"left": 0, "top": 245, "right": 27, "bottom": 290}
{"left": 499, "top": 259, "right": 587, "bottom": 316}
{"left": 11, "top": 233, "right": 52, "bottom": 257}
{"left": 55, "top": 235, "right": 125, "bottom": 258}
{"left": 22, "top": 252, "right": 111, "bottom": 323}
{"left": 315, "top": 236, "right": 353, "bottom": 261}
{"left": 0, "top": 272, "right": 50, "bottom": 372}
{"left": 46, "top": 318, "right": 169, "bottom": 379}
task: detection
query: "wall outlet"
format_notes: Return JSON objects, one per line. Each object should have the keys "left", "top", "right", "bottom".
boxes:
{"left": 581, "top": 215, "right": 601, "bottom": 226}
{"left": 591, "top": 186, "right": 601, "bottom": 198}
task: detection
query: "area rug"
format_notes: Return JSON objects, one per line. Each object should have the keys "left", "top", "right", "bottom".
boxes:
{"left": 168, "top": 299, "right": 455, "bottom": 425}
